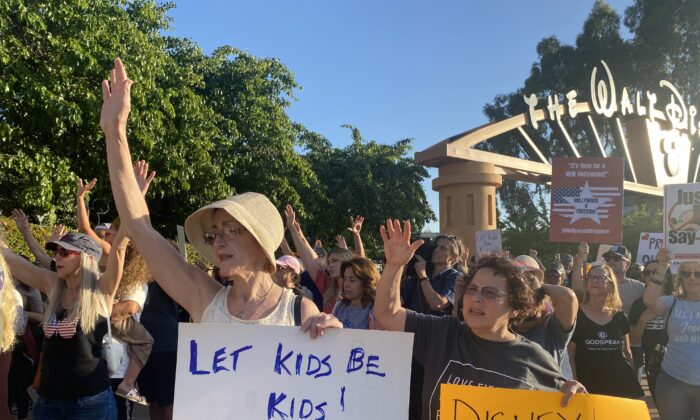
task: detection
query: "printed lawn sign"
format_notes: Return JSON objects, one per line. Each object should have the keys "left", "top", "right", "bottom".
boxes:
{"left": 664, "top": 183, "right": 700, "bottom": 260}
{"left": 637, "top": 232, "right": 664, "bottom": 264}
{"left": 174, "top": 324, "right": 413, "bottom": 420}
{"left": 550, "top": 157, "right": 624, "bottom": 244}
{"left": 475, "top": 229, "right": 502, "bottom": 255}
{"left": 440, "top": 384, "right": 650, "bottom": 420}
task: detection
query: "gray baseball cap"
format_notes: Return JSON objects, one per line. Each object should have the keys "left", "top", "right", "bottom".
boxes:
{"left": 46, "top": 233, "right": 103, "bottom": 260}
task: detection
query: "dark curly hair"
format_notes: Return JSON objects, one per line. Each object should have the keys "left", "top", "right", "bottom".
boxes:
{"left": 339, "top": 258, "right": 378, "bottom": 307}
{"left": 457, "top": 256, "right": 537, "bottom": 324}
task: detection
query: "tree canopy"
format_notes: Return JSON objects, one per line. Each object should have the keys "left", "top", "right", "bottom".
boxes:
{"left": 0, "top": 0, "right": 434, "bottom": 256}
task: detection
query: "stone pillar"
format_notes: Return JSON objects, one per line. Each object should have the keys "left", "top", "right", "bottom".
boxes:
{"left": 432, "top": 161, "right": 503, "bottom": 255}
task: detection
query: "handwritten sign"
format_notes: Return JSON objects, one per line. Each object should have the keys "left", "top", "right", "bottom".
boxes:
{"left": 440, "top": 384, "right": 651, "bottom": 420}
{"left": 595, "top": 244, "right": 613, "bottom": 264}
{"left": 550, "top": 157, "right": 624, "bottom": 244}
{"left": 664, "top": 183, "right": 700, "bottom": 260}
{"left": 475, "top": 229, "right": 502, "bottom": 255}
{"left": 174, "top": 323, "right": 413, "bottom": 420}
{"left": 637, "top": 232, "right": 664, "bottom": 264}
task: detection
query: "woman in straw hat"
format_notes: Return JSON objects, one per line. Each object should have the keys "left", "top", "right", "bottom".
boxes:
{"left": 99, "top": 59, "right": 340, "bottom": 335}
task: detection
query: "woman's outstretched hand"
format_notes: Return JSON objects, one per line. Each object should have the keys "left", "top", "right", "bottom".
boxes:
{"left": 100, "top": 58, "right": 133, "bottom": 134}
{"left": 380, "top": 219, "right": 424, "bottom": 267}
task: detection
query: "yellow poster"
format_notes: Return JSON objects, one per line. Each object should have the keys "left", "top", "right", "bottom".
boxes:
{"left": 440, "top": 384, "right": 650, "bottom": 420}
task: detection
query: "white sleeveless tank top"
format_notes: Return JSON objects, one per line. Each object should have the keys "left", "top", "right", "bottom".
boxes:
{"left": 201, "top": 286, "right": 296, "bottom": 326}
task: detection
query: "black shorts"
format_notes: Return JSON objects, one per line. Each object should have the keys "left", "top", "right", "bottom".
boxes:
{"left": 137, "top": 352, "right": 176, "bottom": 406}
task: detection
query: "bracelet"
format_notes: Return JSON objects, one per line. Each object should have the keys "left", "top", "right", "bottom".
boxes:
{"left": 649, "top": 277, "right": 664, "bottom": 286}
{"left": 419, "top": 277, "right": 429, "bottom": 283}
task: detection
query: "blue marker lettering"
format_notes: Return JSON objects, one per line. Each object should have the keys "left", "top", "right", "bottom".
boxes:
{"left": 274, "top": 343, "right": 293, "bottom": 376}
{"left": 212, "top": 347, "right": 228, "bottom": 373}
{"left": 295, "top": 353, "right": 303, "bottom": 375}
{"left": 340, "top": 386, "right": 346, "bottom": 412}
{"left": 267, "top": 392, "right": 288, "bottom": 419}
{"left": 189, "top": 340, "right": 210, "bottom": 375}
{"left": 366, "top": 355, "right": 386, "bottom": 377}
{"left": 314, "top": 355, "right": 333, "bottom": 379}
{"left": 346, "top": 347, "right": 365, "bottom": 373}
{"left": 230, "top": 345, "right": 253, "bottom": 371}
{"left": 306, "top": 354, "right": 321, "bottom": 377}
{"left": 315, "top": 401, "right": 327, "bottom": 420}
{"left": 299, "top": 399, "right": 313, "bottom": 419}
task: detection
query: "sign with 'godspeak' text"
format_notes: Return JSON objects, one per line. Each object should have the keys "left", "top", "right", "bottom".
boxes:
{"left": 440, "top": 384, "right": 650, "bottom": 420}
{"left": 174, "top": 323, "right": 413, "bottom": 420}
{"left": 664, "top": 183, "right": 700, "bottom": 260}
{"left": 550, "top": 157, "right": 624, "bottom": 244}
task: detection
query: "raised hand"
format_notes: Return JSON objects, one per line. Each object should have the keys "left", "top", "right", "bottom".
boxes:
{"left": 335, "top": 235, "right": 348, "bottom": 250}
{"left": 577, "top": 242, "right": 589, "bottom": 258}
{"left": 100, "top": 58, "right": 133, "bottom": 134}
{"left": 48, "top": 225, "right": 67, "bottom": 242}
{"left": 133, "top": 160, "right": 156, "bottom": 196}
{"left": 380, "top": 219, "right": 424, "bottom": 267}
{"left": 656, "top": 247, "right": 670, "bottom": 267}
{"left": 76, "top": 178, "right": 97, "bottom": 198}
{"left": 347, "top": 215, "right": 364, "bottom": 234}
{"left": 11, "top": 209, "right": 30, "bottom": 231}
{"left": 284, "top": 204, "right": 297, "bottom": 230}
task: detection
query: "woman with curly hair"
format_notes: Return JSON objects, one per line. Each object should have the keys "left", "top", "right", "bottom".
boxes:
{"left": 374, "top": 220, "right": 586, "bottom": 420}
{"left": 568, "top": 263, "right": 642, "bottom": 399}
{"left": 332, "top": 258, "right": 379, "bottom": 329}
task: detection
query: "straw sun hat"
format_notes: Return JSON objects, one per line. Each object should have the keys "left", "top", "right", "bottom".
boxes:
{"left": 184, "top": 192, "right": 284, "bottom": 269}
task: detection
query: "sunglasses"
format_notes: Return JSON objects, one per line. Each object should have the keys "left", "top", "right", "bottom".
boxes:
{"left": 604, "top": 255, "right": 624, "bottom": 262}
{"left": 53, "top": 248, "right": 80, "bottom": 258}
{"left": 203, "top": 224, "right": 244, "bottom": 246}
{"left": 679, "top": 271, "right": 700, "bottom": 278}
{"left": 587, "top": 275, "right": 612, "bottom": 283}
{"left": 464, "top": 284, "right": 507, "bottom": 300}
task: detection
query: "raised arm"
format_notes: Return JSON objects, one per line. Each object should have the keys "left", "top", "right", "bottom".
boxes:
{"left": 571, "top": 242, "right": 588, "bottom": 298}
{"left": 643, "top": 248, "right": 671, "bottom": 317}
{"left": 414, "top": 255, "right": 451, "bottom": 311}
{"left": 348, "top": 216, "right": 366, "bottom": 258}
{"left": 374, "top": 219, "right": 424, "bottom": 332}
{"left": 280, "top": 236, "right": 295, "bottom": 257}
{"left": 543, "top": 283, "right": 578, "bottom": 331}
{"left": 11, "top": 209, "right": 53, "bottom": 269}
{"left": 99, "top": 228, "right": 128, "bottom": 302}
{"left": 100, "top": 58, "right": 218, "bottom": 319}
{"left": 75, "top": 178, "right": 112, "bottom": 256}
{"left": 284, "top": 204, "right": 321, "bottom": 279}
{"left": 0, "top": 241, "right": 57, "bottom": 296}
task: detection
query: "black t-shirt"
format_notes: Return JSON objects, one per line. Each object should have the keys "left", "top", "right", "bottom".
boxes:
{"left": 571, "top": 309, "right": 643, "bottom": 398}
{"left": 628, "top": 297, "right": 666, "bottom": 358}
{"left": 39, "top": 309, "right": 110, "bottom": 399}
{"left": 140, "top": 282, "right": 180, "bottom": 354}
{"left": 405, "top": 311, "right": 565, "bottom": 420}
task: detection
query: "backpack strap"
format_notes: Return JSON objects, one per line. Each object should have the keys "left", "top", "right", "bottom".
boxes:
{"left": 293, "top": 294, "right": 302, "bottom": 326}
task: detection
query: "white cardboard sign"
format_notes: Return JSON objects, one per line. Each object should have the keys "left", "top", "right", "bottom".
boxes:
{"left": 174, "top": 323, "right": 413, "bottom": 420}
{"left": 664, "top": 183, "right": 700, "bottom": 260}
{"left": 595, "top": 244, "right": 613, "bottom": 263}
{"left": 636, "top": 233, "right": 664, "bottom": 264}
{"left": 475, "top": 229, "right": 502, "bottom": 255}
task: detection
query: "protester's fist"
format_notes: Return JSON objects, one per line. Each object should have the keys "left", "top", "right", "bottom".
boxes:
{"left": 577, "top": 242, "right": 589, "bottom": 257}
{"left": 656, "top": 247, "right": 670, "bottom": 267}
{"left": 77, "top": 178, "right": 97, "bottom": 198}
{"left": 11, "top": 209, "right": 29, "bottom": 231}
{"left": 380, "top": 219, "right": 424, "bottom": 268}
{"left": 100, "top": 58, "right": 133, "bottom": 133}
{"left": 347, "top": 215, "right": 364, "bottom": 234}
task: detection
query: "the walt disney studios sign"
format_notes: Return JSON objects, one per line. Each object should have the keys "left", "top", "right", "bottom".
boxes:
{"left": 522, "top": 60, "right": 697, "bottom": 189}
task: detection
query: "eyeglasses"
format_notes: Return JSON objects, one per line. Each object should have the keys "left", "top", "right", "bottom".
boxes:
{"left": 588, "top": 275, "right": 612, "bottom": 283}
{"left": 679, "top": 271, "right": 700, "bottom": 278}
{"left": 53, "top": 248, "right": 80, "bottom": 258}
{"left": 203, "top": 224, "right": 244, "bottom": 245}
{"left": 604, "top": 255, "right": 623, "bottom": 263}
{"left": 464, "top": 284, "right": 507, "bottom": 300}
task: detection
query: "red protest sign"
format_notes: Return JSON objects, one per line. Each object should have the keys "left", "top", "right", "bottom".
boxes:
{"left": 550, "top": 157, "right": 624, "bottom": 244}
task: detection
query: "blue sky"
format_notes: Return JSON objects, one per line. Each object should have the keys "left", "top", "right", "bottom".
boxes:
{"left": 166, "top": 0, "right": 632, "bottom": 232}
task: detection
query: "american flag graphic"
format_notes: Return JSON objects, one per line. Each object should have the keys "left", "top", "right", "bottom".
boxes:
{"left": 43, "top": 314, "right": 78, "bottom": 339}
{"left": 552, "top": 182, "right": 620, "bottom": 221}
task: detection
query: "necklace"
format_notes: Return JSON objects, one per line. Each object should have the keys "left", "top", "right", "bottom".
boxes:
{"left": 235, "top": 283, "right": 274, "bottom": 320}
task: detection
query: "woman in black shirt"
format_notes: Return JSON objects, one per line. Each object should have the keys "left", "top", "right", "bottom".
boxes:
{"left": 568, "top": 264, "right": 643, "bottom": 398}
{"left": 1, "top": 232, "right": 128, "bottom": 420}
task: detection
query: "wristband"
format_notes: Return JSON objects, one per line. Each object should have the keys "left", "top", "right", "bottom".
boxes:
{"left": 649, "top": 277, "right": 664, "bottom": 286}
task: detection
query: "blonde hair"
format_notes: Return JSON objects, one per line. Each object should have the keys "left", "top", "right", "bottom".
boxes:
{"left": 674, "top": 261, "right": 700, "bottom": 298}
{"left": 42, "top": 253, "right": 108, "bottom": 334}
{"left": 0, "top": 254, "right": 17, "bottom": 352}
{"left": 583, "top": 264, "right": 622, "bottom": 312}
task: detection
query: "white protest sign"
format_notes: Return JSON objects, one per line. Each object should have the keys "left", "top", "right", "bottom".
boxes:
{"left": 664, "top": 183, "right": 700, "bottom": 260}
{"left": 595, "top": 244, "right": 613, "bottom": 263}
{"left": 475, "top": 229, "right": 502, "bottom": 255}
{"left": 174, "top": 323, "right": 413, "bottom": 420}
{"left": 636, "top": 233, "right": 664, "bottom": 264}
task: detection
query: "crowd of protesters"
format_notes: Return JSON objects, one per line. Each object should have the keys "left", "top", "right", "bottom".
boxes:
{"left": 0, "top": 58, "right": 697, "bottom": 420}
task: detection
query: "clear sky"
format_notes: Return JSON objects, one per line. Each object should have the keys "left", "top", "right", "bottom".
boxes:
{"left": 165, "top": 0, "right": 633, "bottom": 232}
